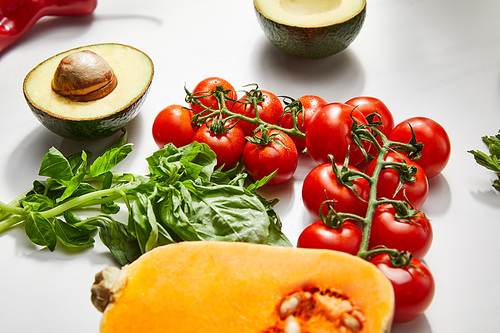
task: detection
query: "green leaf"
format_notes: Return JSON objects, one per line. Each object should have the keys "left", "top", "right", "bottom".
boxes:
{"left": 89, "top": 144, "right": 133, "bottom": 177}
{"left": 96, "top": 216, "right": 142, "bottom": 265}
{"left": 128, "top": 193, "right": 158, "bottom": 253}
{"left": 165, "top": 181, "right": 272, "bottom": 244}
{"left": 38, "top": 147, "right": 74, "bottom": 181}
{"left": 54, "top": 219, "right": 95, "bottom": 248}
{"left": 21, "top": 194, "right": 54, "bottom": 212}
{"left": 58, "top": 150, "right": 88, "bottom": 202}
{"left": 25, "top": 212, "right": 57, "bottom": 251}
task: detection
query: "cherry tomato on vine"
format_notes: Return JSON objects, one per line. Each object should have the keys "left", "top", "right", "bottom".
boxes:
{"left": 279, "top": 95, "right": 328, "bottom": 152}
{"left": 232, "top": 89, "right": 284, "bottom": 136}
{"left": 192, "top": 120, "right": 246, "bottom": 171}
{"left": 189, "top": 77, "right": 237, "bottom": 115}
{"left": 345, "top": 96, "right": 395, "bottom": 138}
{"left": 297, "top": 220, "right": 362, "bottom": 255}
{"left": 152, "top": 104, "right": 195, "bottom": 149}
{"left": 242, "top": 129, "right": 298, "bottom": 186}
{"left": 389, "top": 116, "right": 451, "bottom": 178}
{"left": 302, "top": 162, "right": 369, "bottom": 221}
{"left": 370, "top": 254, "right": 435, "bottom": 323}
{"left": 305, "top": 102, "right": 372, "bottom": 166}
{"left": 366, "top": 151, "right": 429, "bottom": 209}
{"left": 369, "top": 203, "right": 433, "bottom": 259}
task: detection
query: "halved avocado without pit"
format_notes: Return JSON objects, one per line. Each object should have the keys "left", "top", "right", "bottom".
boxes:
{"left": 254, "top": 0, "right": 366, "bottom": 58}
{"left": 23, "top": 43, "right": 154, "bottom": 141}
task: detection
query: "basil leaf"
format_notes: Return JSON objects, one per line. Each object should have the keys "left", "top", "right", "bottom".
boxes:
{"left": 97, "top": 216, "right": 142, "bottom": 265}
{"left": 38, "top": 147, "right": 74, "bottom": 181}
{"left": 21, "top": 194, "right": 54, "bottom": 212}
{"left": 89, "top": 144, "right": 133, "bottom": 177}
{"left": 25, "top": 212, "right": 57, "bottom": 251}
{"left": 129, "top": 193, "right": 158, "bottom": 253}
{"left": 164, "top": 181, "right": 271, "bottom": 244}
{"left": 54, "top": 219, "right": 95, "bottom": 248}
{"left": 58, "top": 150, "right": 88, "bottom": 202}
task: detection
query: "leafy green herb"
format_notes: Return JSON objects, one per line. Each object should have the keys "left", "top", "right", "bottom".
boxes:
{"left": 0, "top": 132, "right": 291, "bottom": 265}
{"left": 469, "top": 131, "right": 500, "bottom": 192}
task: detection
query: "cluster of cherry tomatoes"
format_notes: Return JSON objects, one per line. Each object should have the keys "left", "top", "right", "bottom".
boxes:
{"left": 152, "top": 77, "right": 452, "bottom": 324}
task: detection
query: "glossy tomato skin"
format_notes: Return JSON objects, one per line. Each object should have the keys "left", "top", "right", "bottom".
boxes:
{"left": 345, "top": 96, "right": 395, "bottom": 137}
{"left": 389, "top": 117, "right": 451, "bottom": 178}
{"left": 279, "top": 95, "right": 328, "bottom": 152}
{"left": 152, "top": 104, "right": 195, "bottom": 148}
{"left": 306, "top": 103, "right": 372, "bottom": 166}
{"left": 192, "top": 121, "right": 246, "bottom": 171}
{"left": 233, "top": 90, "right": 284, "bottom": 136}
{"left": 190, "top": 77, "right": 237, "bottom": 115}
{"left": 366, "top": 151, "right": 429, "bottom": 209}
{"left": 369, "top": 204, "right": 433, "bottom": 259}
{"left": 370, "top": 254, "right": 435, "bottom": 323}
{"left": 243, "top": 130, "right": 298, "bottom": 186}
{"left": 302, "top": 162, "right": 369, "bottom": 221}
{"left": 297, "top": 221, "right": 362, "bottom": 255}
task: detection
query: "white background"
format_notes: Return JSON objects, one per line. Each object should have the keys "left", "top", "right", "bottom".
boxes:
{"left": 1, "top": 0, "right": 500, "bottom": 332}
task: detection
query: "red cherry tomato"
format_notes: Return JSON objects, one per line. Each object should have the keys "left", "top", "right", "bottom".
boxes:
{"left": 152, "top": 104, "right": 195, "bottom": 148}
{"left": 369, "top": 203, "right": 433, "bottom": 259}
{"left": 297, "top": 220, "right": 362, "bottom": 255}
{"left": 366, "top": 151, "right": 429, "bottom": 209}
{"left": 305, "top": 102, "right": 372, "bottom": 166}
{"left": 302, "top": 162, "right": 369, "bottom": 221}
{"left": 345, "top": 96, "right": 395, "bottom": 138}
{"left": 192, "top": 120, "right": 246, "bottom": 171}
{"left": 189, "top": 77, "right": 237, "bottom": 115}
{"left": 232, "top": 89, "right": 284, "bottom": 136}
{"left": 242, "top": 129, "right": 298, "bottom": 186}
{"left": 279, "top": 95, "right": 328, "bottom": 152}
{"left": 389, "top": 117, "right": 451, "bottom": 178}
{"left": 370, "top": 254, "right": 435, "bottom": 323}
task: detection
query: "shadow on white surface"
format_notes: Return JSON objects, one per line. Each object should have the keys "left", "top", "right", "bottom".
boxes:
{"left": 392, "top": 314, "right": 432, "bottom": 333}
{"left": 255, "top": 40, "right": 366, "bottom": 100}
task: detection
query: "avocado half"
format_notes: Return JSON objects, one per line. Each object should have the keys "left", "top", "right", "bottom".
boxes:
{"left": 254, "top": 0, "right": 366, "bottom": 58}
{"left": 23, "top": 43, "right": 154, "bottom": 141}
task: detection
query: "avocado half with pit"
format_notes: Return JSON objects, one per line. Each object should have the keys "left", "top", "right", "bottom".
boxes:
{"left": 23, "top": 43, "right": 154, "bottom": 141}
{"left": 254, "top": 0, "right": 366, "bottom": 58}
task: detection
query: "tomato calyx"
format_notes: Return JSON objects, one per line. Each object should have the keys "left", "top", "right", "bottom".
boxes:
{"left": 246, "top": 126, "right": 288, "bottom": 148}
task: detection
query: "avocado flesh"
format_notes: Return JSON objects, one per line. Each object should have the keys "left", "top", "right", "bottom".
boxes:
{"left": 24, "top": 44, "right": 153, "bottom": 121}
{"left": 256, "top": 0, "right": 364, "bottom": 28}
{"left": 254, "top": 0, "right": 366, "bottom": 58}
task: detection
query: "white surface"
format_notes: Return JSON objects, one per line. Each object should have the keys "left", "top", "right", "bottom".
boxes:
{"left": 1, "top": 0, "right": 500, "bottom": 332}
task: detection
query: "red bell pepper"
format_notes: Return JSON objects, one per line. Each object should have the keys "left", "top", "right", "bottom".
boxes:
{"left": 0, "top": 0, "right": 97, "bottom": 54}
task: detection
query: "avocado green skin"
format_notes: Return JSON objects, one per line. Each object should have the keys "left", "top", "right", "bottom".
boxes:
{"left": 255, "top": 5, "right": 366, "bottom": 59}
{"left": 24, "top": 83, "right": 151, "bottom": 141}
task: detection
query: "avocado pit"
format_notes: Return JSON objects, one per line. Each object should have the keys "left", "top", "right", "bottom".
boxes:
{"left": 51, "top": 50, "right": 118, "bottom": 102}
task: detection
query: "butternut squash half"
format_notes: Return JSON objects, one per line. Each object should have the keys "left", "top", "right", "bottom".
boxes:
{"left": 91, "top": 241, "right": 394, "bottom": 332}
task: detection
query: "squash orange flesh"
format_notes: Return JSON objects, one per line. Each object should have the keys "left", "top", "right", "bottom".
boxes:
{"left": 97, "top": 241, "right": 394, "bottom": 332}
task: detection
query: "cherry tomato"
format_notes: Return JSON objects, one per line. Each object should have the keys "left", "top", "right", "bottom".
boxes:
{"left": 389, "top": 117, "right": 451, "bottom": 178}
{"left": 192, "top": 120, "right": 246, "bottom": 171}
{"left": 366, "top": 151, "right": 429, "bottom": 209}
{"left": 345, "top": 96, "right": 395, "bottom": 138}
{"left": 189, "top": 77, "right": 237, "bottom": 115}
{"left": 152, "top": 104, "right": 195, "bottom": 148}
{"left": 305, "top": 102, "right": 372, "bottom": 166}
{"left": 279, "top": 95, "right": 328, "bottom": 152}
{"left": 370, "top": 254, "right": 435, "bottom": 323}
{"left": 242, "top": 129, "right": 298, "bottom": 186}
{"left": 369, "top": 203, "right": 433, "bottom": 259}
{"left": 302, "top": 162, "right": 369, "bottom": 221}
{"left": 232, "top": 89, "right": 284, "bottom": 136}
{"left": 297, "top": 221, "right": 362, "bottom": 255}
